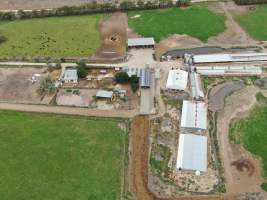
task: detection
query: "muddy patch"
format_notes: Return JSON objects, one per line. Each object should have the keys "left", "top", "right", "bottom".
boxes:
{"left": 91, "top": 12, "right": 127, "bottom": 63}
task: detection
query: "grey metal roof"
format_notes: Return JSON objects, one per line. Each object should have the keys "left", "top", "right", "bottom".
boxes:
{"left": 190, "top": 72, "right": 204, "bottom": 99}
{"left": 63, "top": 69, "right": 78, "bottom": 81}
{"left": 128, "top": 37, "right": 155, "bottom": 47}
{"left": 181, "top": 100, "right": 207, "bottom": 130}
{"left": 176, "top": 134, "right": 207, "bottom": 172}
{"left": 139, "top": 67, "right": 151, "bottom": 88}
{"left": 96, "top": 90, "right": 114, "bottom": 98}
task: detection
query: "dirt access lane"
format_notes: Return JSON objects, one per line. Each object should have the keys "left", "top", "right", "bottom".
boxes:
{"left": 0, "top": 103, "right": 138, "bottom": 118}
{"left": 129, "top": 116, "right": 238, "bottom": 200}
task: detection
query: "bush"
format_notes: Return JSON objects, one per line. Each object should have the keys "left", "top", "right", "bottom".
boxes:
{"left": 0, "top": 35, "right": 7, "bottom": 44}
{"left": 130, "top": 75, "right": 139, "bottom": 93}
{"left": 261, "top": 182, "right": 267, "bottom": 191}
{"left": 38, "top": 76, "right": 56, "bottom": 95}
{"left": 115, "top": 72, "right": 130, "bottom": 84}
{"left": 77, "top": 61, "right": 87, "bottom": 79}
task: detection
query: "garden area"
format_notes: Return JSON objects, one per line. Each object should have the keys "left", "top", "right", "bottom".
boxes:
{"left": 0, "top": 14, "right": 102, "bottom": 58}
{"left": 236, "top": 5, "right": 267, "bottom": 41}
{"left": 0, "top": 111, "right": 126, "bottom": 200}
{"left": 229, "top": 92, "right": 267, "bottom": 191}
{"left": 128, "top": 5, "right": 226, "bottom": 42}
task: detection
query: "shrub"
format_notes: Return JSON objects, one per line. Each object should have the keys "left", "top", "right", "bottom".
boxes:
{"left": 38, "top": 76, "right": 56, "bottom": 95}
{"left": 0, "top": 35, "right": 7, "bottom": 44}
{"left": 115, "top": 72, "right": 130, "bottom": 84}
{"left": 130, "top": 75, "right": 139, "bottom": 93}
{"left": 261, "top": 182, "right": 267, "bottom": 191}
{"left": 77, "top": 61, "right": 87, "bottom": 79}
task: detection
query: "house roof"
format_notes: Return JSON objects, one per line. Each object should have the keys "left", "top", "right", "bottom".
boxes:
{"left": 63, "top": 69, "right": 78, "bottom": 81}
{"left": 128, "top": 37, "right": 155, "bottom": 47}
{"left": 96, "top": 90, "right": 114, "bottom": 98}
{"left": 176, "top": 134, "right": 207, "bottom": 172}
{"left": 181, "top": 100, "right": 207, "bottom": 130}
{"left": 166, "top": 69, "right": 188, "bottom": 91}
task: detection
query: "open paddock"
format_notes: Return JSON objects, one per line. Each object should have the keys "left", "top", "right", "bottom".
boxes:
{"left": 0, "top": 67, "right": 51, "bottom": 104}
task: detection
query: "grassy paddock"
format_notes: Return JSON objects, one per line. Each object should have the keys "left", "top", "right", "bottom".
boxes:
{"left": 0, "top": 15, "right": 101, "bottom": 58}
{"left": 236, "top": 5, "right": 267, "bottom": 41}
{"left": 128, "top": 5, "right": 226, "bottom": 42}
{"left": 0, "top": 110, "right": 125, "bottom": 200}
{"left": 229, "top": 92, "right": 267, "bottom": 190}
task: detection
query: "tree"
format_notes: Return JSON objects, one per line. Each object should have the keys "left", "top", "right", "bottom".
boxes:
{"left": 38, "top": 76, "right": 56, "bottom": 95}
{"left": 130, "top": 75, "right": 139, "bottom": 93}
{"left": 77, "top": 61, "right": 87, "bottom": 79}
{"left": 115, "top": 72, "right": 130, "bottom": 84}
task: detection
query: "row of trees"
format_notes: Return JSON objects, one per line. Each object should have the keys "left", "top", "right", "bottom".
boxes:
{"left": 0, "top": 0, "right": 190, "bottom": 21}
{"left": 234, "top": 0, "right": 267, "bottom": 4}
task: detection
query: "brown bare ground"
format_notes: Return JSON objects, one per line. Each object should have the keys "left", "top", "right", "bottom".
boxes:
{"left": 129, "top": 116, "right": 238, "bottom": 200}
{"left": 91, "top": 12, "right": 127, "bottom": 63}
{"left": 207, "top": 2, "right": 257, "bottom": 47}
{"left": 216, "top": 86, "right": 264, "bottom": 195}
{"left": 154, "top": 34, "right": 204, "bottom": 60}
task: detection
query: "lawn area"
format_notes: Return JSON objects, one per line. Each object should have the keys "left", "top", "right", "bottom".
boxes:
{"left": 128, "top": 5, "right": 226, "bottom": 42}
{"left": 0, "top": 15, "right": 101, "bottom": 58}
{"left": 229, "top": 92, "right": 267, "bottom": 190}
{"left": 236, "top": 5, "right": 267, "bottom": 41}
{"left": 0, "top": 111, "right": 125, "bottom": 200}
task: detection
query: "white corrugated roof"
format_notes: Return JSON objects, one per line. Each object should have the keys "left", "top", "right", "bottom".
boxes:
{"left": 176, "top": 134, "right": 207, "bottom": 172}
{"left": 128, "top": 37, "right": 155, "bottom": 47}
{"left": 196, "top": 66, "right": 262, "bottom": 76}
{"left": 181, "top": 100, "right": 207, "bottom": 130}
{"left": 63, "top": 69, "right": 78, "bottom": 81}
{"left": 96, "top": 90, "right": 113, "bottom": 98}
{"left": 193, "top": 53, "right": 267, "bottom": 64}
{"left": 166, "top": 69, "right": 188, "bottom": 91}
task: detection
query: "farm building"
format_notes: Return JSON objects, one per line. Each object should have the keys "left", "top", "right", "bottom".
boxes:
{"left": 189, "top": 72, "right": 204, "bottom": 100}
{"left": 96, "top": 90, "right": 114, "bottom": 100}
{"left": 139, "top": 67, "right": 151, "bottom": 88}
{"left": 63, "top": 69, "right": 78, "bottom": 83}
{"left": 128, "top": 37, "right": 155, "bottom": 49}
{"left": 166, "top": 69, "right": 188, "bottom": 91}
{"left": 181, "top": 100, "right": 207, "bottom": 130}
{"left": 192, "top": 53, "right": 267, "bottom": 64}
{"left": 176, "top": 134, "right": 207, "bottom": 172}
{"left": 195, "top": 65, "right": 262, "bottom": 76}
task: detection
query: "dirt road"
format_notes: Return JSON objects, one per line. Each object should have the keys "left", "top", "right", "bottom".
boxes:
{"left": 208, "top": 2, "right": 257, "bottom": 47}
{"left": 129, "top": 116, "right": 238, "bottom": 200}
{"left": 0, "top": 103, "right": 138, "bottom": 118}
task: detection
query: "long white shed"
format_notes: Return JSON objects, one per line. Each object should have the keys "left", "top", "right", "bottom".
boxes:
{"left": 176, "top": 134, "right": 207, "bottom": 172}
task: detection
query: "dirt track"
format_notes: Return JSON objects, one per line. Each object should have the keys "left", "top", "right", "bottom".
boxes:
{"left": 129, "top": 116, "right": 238, "bottom": 200}
{"left": 0, "top": 102, "right": 138, "bottom": 118}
